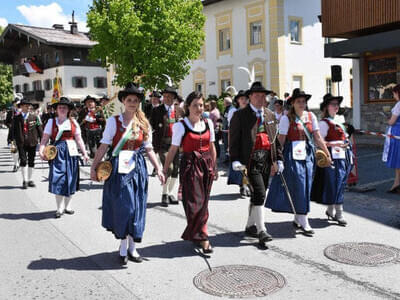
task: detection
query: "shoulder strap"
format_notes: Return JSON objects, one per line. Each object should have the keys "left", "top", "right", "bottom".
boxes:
{"left": 181, "top": 119, "right": 190, "bottom": 142}
{"left": 296, "top": 113, "right": 314, "bottom": 145}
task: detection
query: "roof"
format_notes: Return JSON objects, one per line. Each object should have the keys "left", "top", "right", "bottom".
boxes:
{"left": 0, "top": 24, "right": 97, "bottom": 48}
{"left": 202, "top": 0, "right": 225, "bottom": 6}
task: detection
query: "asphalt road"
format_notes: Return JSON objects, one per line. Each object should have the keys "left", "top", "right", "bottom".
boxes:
{"left": 0, "top": 128, "right": 399, "bottom": 300}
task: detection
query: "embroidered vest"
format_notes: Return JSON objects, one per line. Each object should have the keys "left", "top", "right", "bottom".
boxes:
{"left": 111, "top": 116, "right": 144, "bottom": 151}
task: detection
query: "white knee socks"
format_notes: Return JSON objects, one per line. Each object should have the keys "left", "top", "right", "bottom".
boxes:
{"left": 295, "top": 214, "right": 312, "bottom": 231}
{"left": 12, "top": 153, "right": 19, "bottom": 166}
{"left": 246, "top": 204, "right": 255, "bottom": 228}
{"left": 55, "top": 195, "right": 64, "bottom": 213}
{"left": 253, "top": 205, "right": 266, "bottom": 233}
{"left": 28, "top": 167, "right": 34, "bottom": 182}
{"left": 327, "top": 205, "right": 335, "bottom": 216}
{"left": 168, "top": 177, "right": 177, "bottom": 194}
{"left": 162, "top": 177, "right": 171, "bottom": 195}
{"left": 335, "top": 204, "right": 345, "bottom": 220}
{"left": 119, "top": 238, "right": 128, "bottom": 256}
{"left": 128, "top": 235, "right": 139, "bottom": 257}
{"left": 64, "top": 197, "right": 72, "bottom": 211}
{"left": 20, "top": 166, "right": 27, "bottom": 182}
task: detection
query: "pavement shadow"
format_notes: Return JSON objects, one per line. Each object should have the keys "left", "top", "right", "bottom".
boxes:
{"left": 208, "top": 231, "right": 256, "bottom": 248}
{"left": 139, "top": 240, "right": 200, "bottom": 259}
{"left": 147, "top": 202, "right": 163, "bottom": 209}
{"left": 78, "top": 183, "right": 104, "bottom": 191}
{"left": 308, "top": 217, "right": 332, "bottom": 229}
{"left": 27, "top": 251, "right": 126, "bottom": 271}
{"left": 0, "top": 185, "right": 24, "bottom": 190}
{"left": 209, "top": 193, "right": 240, "bottom": 201}
{"left": 0, "top": 211, "right": 55, "bottom": 221}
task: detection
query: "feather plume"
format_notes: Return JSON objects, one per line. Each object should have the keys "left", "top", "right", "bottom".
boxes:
{"left": 163, "top": 74, "right": 173, "bottom": 87}
{"left": 225, "top": 86, "right": 238, "bottom": 95}
{"left": 238, "top": 66, "right": 255, "bottom": 88}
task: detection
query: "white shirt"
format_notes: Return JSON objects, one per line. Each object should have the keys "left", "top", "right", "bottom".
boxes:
{"left": 44, "top": 118, "right": 81, "bottom": 136}
{"left": 100, "top": 115, "right": 152, "bottom": 149}
{"left": 171, "top": 117, "right": 215, "bottom": 147}
{"left": 275, "top": 112, "right": 283, "bottom": 122}
{"left": 227, "top": 106, "right": 237, "bottom": 126}
{"left": 249, "top": 103, "right": 263, "bottom": 116}
{"left": 279, "top": 112, "right": 319, "bottom": 135}
{"left": 392, "top": 102, "right": 400, "bottom": 116}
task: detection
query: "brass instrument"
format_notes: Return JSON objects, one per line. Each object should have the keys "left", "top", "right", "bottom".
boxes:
{"left": 44, "top": 145, "right": 57, "bottom": 160}
{"left": 96, "top": 161, "right": 112, "bottom": 181}
{"left": 10, "top": 141, "right": 17, "bottom": 154}
{"left": 316, "top": 149, "right": 331, "bottom": 168}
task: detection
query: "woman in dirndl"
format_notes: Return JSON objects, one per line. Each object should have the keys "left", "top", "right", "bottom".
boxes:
{"left": 386, "top": 84, "right": 400, "bottom": 193}
{"left": 39, "top": 97, "right": 89, "bottom": 218}
{"left": 266, "top": 88, "right": 331, "bottom": 236}
{"left": 90, "top": 83, "right": 165, "bottom": 265}
{"left": 163, "top": 91, "right": 217, "bottom": 254}
{"left": 311, "top": 93, "right": 353, "bottom": 225}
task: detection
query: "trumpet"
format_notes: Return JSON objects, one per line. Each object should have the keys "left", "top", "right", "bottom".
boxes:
{"left": 44, "top": 145, "right": 57, "bottom": 160}
{"left": 96, "top": 161, "right": 112, "bottom": 181}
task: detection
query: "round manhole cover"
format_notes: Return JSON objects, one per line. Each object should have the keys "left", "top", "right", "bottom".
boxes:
{"left": 193, "top": 265, "right": 286, "bottom": 298}
{"left": 324, "top": 242, "right": 400, "bottom": 266}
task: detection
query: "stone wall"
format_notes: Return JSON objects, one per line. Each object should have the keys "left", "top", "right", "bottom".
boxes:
{"left": 360, "top": 103, "right": 392, "bottom": 133}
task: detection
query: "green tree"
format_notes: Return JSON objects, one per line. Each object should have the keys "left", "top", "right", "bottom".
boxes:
{"left": 87, "top": 0, "right": 205, "bottom": 89}
{"left": 0, "top": 26, "right": 13, "bottom": 108}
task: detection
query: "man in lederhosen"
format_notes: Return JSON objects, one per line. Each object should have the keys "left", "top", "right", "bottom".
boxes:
{"left": 78, "top": 95, "right": 105, "bottom": 158}
{"left": 151, "top": 85, "right": 183, "bottom": 206}
{"left": 13, "top": 99, "right": 43, "bottom": 189}
{"left": 229, "top": 82, "right": 283, "bottom": 246}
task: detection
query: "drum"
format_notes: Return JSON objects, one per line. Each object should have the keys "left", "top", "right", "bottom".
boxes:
{"left": 316, "top": 149, "right": 330, "bottom": 168}
{"left": 96, "top": 161, "right": 112, "bottom": 181}
{"left": 44, "top": 145, "right": 57, "bottom": 160}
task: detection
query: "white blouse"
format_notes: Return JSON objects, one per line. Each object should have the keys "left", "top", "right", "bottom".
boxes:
{"left": 172, "top": 117, "right": 215, "bottom": 147}
{"left": 43, "top": 118, "right": 81, "bottom": 136}
{"left": 279, "top": 112, "right": 319, "bottom": 135}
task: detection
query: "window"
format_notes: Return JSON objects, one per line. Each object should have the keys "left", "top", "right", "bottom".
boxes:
{"left": 221, "top": 79, "right": 231, "bottom": 93}
{"left": 15, "top": 85, "right": 21, "bottom": 93}
{"left": 72, "top": 76, "right": 87, "bottom": 88}
{"left": 32, "top": 80, "right": 42, "bottom": 91}
{"left": 195, "top": 83, "right": 204, "bottom": 93}
{"left": 326, "top": 78, "right": 333, "bottom": 94}
{"left": 289, "top": 17, "right": 302, "bottom": 44}
{"left": 250, "top": 22, "right": 262, "bottom": 46}
{"left": 219, "top": 28, "right": 231, "bottom": 52}
{"left": 94, "top": 77, "right": 107, "bottom": 88}
{"left": 44, "top": 54, "right": 50, "bottom": 68}
{"left": 44, "top": 79, "right": 52, "bottom": 91}
{"left": 23, "top": 83, "right": 29, "bottom": 93}
{"left": 55, "top": 51, "right": 60, "bottom": 65}
{"left": 292, "top": 75, "right": 303, "bottom": 90}
{"left": 366, "top": 55, "right": 398, "bottom": 102}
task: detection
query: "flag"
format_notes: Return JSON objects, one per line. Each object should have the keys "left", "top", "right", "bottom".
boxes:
{"left": 51, "top": 72, "right": 62, "bottom": 104}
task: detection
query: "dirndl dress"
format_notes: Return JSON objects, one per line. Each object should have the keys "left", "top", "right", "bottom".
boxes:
{"left": 102, "top": 147, "right": 148, "bottom": 241}
{"left": 386, "top": 118, "right": 400, "bottom": 168}
{"left": 266, "top": 141, "right": 315, "bottom": 214}
{"left": 48, "top": 140, "right": 79, "bottom": 197}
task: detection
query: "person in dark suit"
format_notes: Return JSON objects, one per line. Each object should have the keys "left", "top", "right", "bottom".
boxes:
{"left": 13, "top": 99, "right": 43, "bottom": 189}
{"left": 143, "top": 90, "right": 161, "bottom": 121}
{"left": 151, "top": 85, "right": 184, "bottom": 206}
{"left": 229, "top": 82, "right": 283, "bottom": 246}
{"left": 6, "top": 100, "right": 21, "bottom": 171}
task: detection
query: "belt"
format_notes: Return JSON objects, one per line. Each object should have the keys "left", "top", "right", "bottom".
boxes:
{"left": 251, "top": 150, "right": 269, "bottom": 162}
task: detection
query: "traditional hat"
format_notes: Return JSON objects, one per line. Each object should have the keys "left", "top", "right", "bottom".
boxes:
{"left": 83, "top": 95, "right": 98, "bottom": 105}
{"left": 319, "top": 93, "right": 343, "bottom": 111}
{"left": 161, "top": 74, "right": 177, "bottom": 98}
{"left": 233, "top": 90, "right": 247, "bottom": 104}
{"left": 99, "top": 93, "right": 109, "bottom": 100}
{"left": 53, "top": 97, "right": 74, "bottom": 109}
{"left": 287, "top": 88, "right": 312, "bottom": 106}
{"left": 150, "top": 90, "right": 162, "bottom": 98}
{"left": 117, "top": 82, "right": 144, "bottom": 102}
{"left": 274, "top": 99, "right": 284, "bottom": 106}
{"left": 245, "top": 81, "right": 273, "bottom": 97}
{"left": 17, "top": 98, "right": 33, "bottom": 107}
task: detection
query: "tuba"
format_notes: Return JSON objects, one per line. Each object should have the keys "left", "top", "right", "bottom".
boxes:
{"left": 44, "top": 145, "right": 58, "bottom": 160}
{"left": 316, "top": 149, "right": 331, "bottom": 168}
{"left": 96, "top": 161, "right": 112, "bottom": 181}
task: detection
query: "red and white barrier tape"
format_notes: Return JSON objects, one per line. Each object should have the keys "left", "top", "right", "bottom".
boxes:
{"left": 356, "top": 130, "right": 400, "bottom": 140}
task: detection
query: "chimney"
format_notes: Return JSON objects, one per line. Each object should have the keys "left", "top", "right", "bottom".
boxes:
{"left": 52, "top": 24, "right": 64, "bottom": 30}
{"left": 69, "top": 10, "right": 78, "bottom": 34}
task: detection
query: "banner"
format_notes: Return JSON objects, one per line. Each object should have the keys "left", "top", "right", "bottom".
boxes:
{"left": 51, "top": 70, "right": 62, "bottom": 104}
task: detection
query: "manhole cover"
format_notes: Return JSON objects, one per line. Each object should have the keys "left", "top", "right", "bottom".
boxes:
{"left": 193, "top": 265, "right": 286, "bottom": 298}
{"left": 324, "top": 242, "right": 400, "bottom": 266}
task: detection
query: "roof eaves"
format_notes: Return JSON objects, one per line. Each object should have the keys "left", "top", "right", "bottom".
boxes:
{"left": 202, "top": 0, "right": 225, "bottom": 6}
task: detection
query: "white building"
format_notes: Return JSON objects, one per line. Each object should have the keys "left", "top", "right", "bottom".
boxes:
{"left": 180, "top": 0, "right": 353, "bottom": 109}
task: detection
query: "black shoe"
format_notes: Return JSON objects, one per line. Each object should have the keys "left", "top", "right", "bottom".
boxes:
{"left": 293, "top": 221, "right": 314, "bottom": 236}
{"left": 325, "top": 210, "right": 335, "bottom": 221}
{"left": 326, "top": 211, "right": 347, "bottom": 226}
{"left": 55, "top": 211, "right": 63, "bottom": 218}
{"left": 161, "top": 194, "right": 168, "bottom": 207}
{"left": 12, "top": 165, "right": 18, "bottom": 172}
{"left": 64, "top": 209, "right": 75, "bottom": 215}
{"left": 119, "top": 255, "right": 128, "bottom": 265}
{"left": 258, "top": 230, "right": 273, "bottom": 243}
{"left": 244, "top": 225, "right": 258, "bottom": 238}
{"left": 27, "top": 181, "right": 35, "bottom": 187}
{"left": 240, "top": 187, "right": 247, "bottom": 198}
{"left": 22, "top": 181, "right": 27, "bottom": 189}
{"left": 387, "top": 185, "right": 400, "bottom": 193}
{"left": 128, "top": 252, "right": 143, "bottom": 263}
{"left": 168, "top": 195, "right": 179, "bottom": 205}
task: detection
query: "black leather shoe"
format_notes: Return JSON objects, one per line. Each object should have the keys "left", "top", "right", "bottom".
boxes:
{"left": 293, "top": 221, "right": 314, "bottom": 236}
{"left": 258, "top": 230, "right": 273, "bottom": 243}
{"left": 128, "top": 252, "right": 143, "bottom": 263}
{"left": 22, "top": 181, "right": 27, "bottom": 189}
{"left": 55, "top": 211, "right": 63, "bottom": 218}
{"left": 168, "top": 195, "right": 179, "bottom": 204}
{"left": 119, "top": 255, "right": 128, "bottom": 265}
{"left": 28, "top": 181, "right": 35, "bottom": 187}
{"left": 240, "top": 187, "right": 246, "bottom": 198}
{"left": 326, "top": 211, "right": 347, "bottom": 226}
{"left": 244, "top": 225, "right": 258, "bottom": 238}
{"left": 64, "top": 209, "right": 75, "bottom": 215}
{"left": 12, "top": 165, "right": 18, "bottom": 172}
{"left": 325, "top": 211, "right": 335, "bottom": 221}
{"left": 161, "top": 194, "right": 168, "bottom": 207}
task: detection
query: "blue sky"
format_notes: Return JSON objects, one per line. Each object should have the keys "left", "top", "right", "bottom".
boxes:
{"left": 0, "top": 1, "right": 93, "bottom": 31}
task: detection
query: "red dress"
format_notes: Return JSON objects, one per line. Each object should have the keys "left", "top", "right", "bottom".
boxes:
{"left": 179, "top": 120, "right": 214, "bottom": 242}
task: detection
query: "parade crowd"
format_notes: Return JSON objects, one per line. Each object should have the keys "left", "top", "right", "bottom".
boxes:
{"left": 4, "top": 78, "right": 400, "bottom": 265}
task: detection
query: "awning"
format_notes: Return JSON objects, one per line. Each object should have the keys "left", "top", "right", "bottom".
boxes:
{"left": 324, "top": 29, "right": 400, "bottom": 58}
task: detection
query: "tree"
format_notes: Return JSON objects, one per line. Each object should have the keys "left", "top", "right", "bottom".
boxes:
{"left": 0, "top": 26, "right": 13, "bottom": 108}
{"left": 87, "top": 0, "right": 205, "bottom": 90}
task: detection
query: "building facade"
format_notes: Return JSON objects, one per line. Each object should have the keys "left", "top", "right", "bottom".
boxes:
{"left": 0, "top": 22, "right": 108, "bottom": 106}
{"left": 322, "top": 0, "right": 400, "bottom": 132}
{"left": 180, "top": 0, "right": 352, "bottom": 110}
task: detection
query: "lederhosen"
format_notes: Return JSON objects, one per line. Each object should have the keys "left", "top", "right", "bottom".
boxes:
{"left": 48, "top": 118, "right": 79, "bottom": 196}
{"left": 179, "top": 119, "right": 214, "bottom": 241}
{"left": 267, "top": 112, "right": 315, "bottom": 214}
{"left": 102, "top": 116, "right": 148, "bottom": 241}
{"left": 311, "top": 118, "right": 352, "bottom": 205}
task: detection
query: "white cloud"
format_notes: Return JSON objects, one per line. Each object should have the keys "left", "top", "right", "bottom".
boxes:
{"left": 17, "top": 2, "right": 88, "bottom": 32}
{"left": 0, "top": 17, "right": 8, "bottom": 28}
